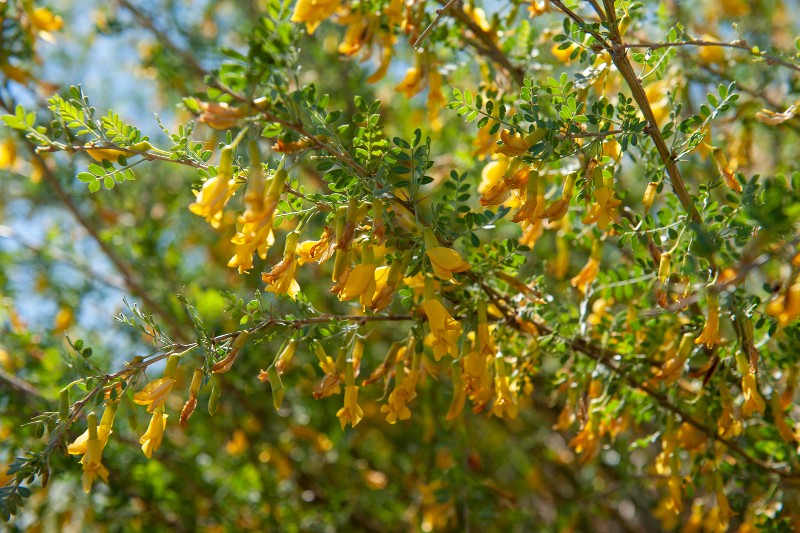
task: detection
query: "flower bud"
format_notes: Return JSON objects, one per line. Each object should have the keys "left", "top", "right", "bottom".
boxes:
{"left": 208, "top": 385, "right": 221, "bottom": 416}
{"left": 642, "top": 182, "right": 658, "bottom": 212}
{"left": 658, "top": 252, "right": 671, "bottom": 283}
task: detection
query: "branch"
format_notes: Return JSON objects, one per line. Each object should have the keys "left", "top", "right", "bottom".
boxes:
{"left": 6, "top": 137, "right": 191, "bottom": 342}
{"left": 437, "top": 0, "right": 526, "bottom": 86}
{"left": 623, "top": 39, "right": 800, "bottom": 73}
{"left": 414, "top": 0, "right": 460, "bottom": 49}
{"left": 0, "top": 368, "right": 46, "bottom": 403}
{"left": 550, "top": 0, "right": 704, "bottom": 227}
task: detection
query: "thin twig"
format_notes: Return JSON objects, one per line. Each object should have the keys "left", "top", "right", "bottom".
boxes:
{"left": 623, "top": 39, "right": 800, "bottom": 73}
{"left": 414, "top": 0, "right": 460, "bottom": 49}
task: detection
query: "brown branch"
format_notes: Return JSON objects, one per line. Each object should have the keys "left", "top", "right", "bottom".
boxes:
{"left": 0, "top": 368, "right": 46, "bottom": 402}
{"left": 115, "top": 0, "right": 207, "bottom": 79}
{"left": 4, "top": 130, "right": 191, "bottom": 341}
{"left": 551, "top": 0, "right": 703, "bottom": 227}
{"left": 414, "top": 0, "right": 461, "bottom": 49}
{"left": 437, "top": 0, "right": 526, "bottom": 86}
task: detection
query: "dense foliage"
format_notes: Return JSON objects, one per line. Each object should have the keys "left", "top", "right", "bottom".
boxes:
{"left": 2, "top": 0, "right": 800, "bottom": 530}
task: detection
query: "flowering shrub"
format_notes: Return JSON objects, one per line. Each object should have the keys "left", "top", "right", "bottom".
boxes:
{"left": 2, "top": 0, "right": 800, "bottom": 530}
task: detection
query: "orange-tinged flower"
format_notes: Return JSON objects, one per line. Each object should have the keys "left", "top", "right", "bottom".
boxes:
{"left": 495, "top": 129, "right": 529, "bottom": 157}
{"left": 395, "top": 67, "right": 424, "bottom": 98}
{"left": 695, "top": 292, "right": 721, "bottom": 348}
{"left": 139, "top": 408, "right": 168, "bottom": 458}
{"left": 422, "top": 299, "right": 462, "bottom": 360}
{"left": 765, "top": 281, "right": 800, "bottom": 326}
{"left": 291, "top": 0, "right": 340, "bottom": 34}
{"left": 367, "top": 45, "right": 393, "bottom": 84}
{"left": 263, "top": 232, "right": 301, "bottom": 299}
{"left": 569, "top": 417, "right": 599, "bottom": 463}
{"left": 263, "top": 258, "right": 300, "bottom": 299}
{"left": 712, "top": 148, "right": 741, "bottom": 192}
{"left": 676, "top": 422, "right": 706, "bottom": 452}
{"left": 297, "top": 226, "right": 336, "bottom": 265}
{"left": 570, "top": 256, "right": 600, "bottom": 293}
{"left": 337, "top": 13, "right": 370, "bottom": 56}
{"left": 427, "top": 247, "right": 470, "bottom": 282}
{"left": 196, "top": 101, "right": 249, "bottom": 130}
{"left": 446, "top": 363, "right": 466, "bottom": 420}
{"left": 336, "top": 386, "right": 363, "bottom": 429}
{"left": 492, "top": 374, "right": 519, "bottom": 419}
{"left": 133, "top": 378, "right": 176, "bottom": 413}
{"left": 741, "top": 369, "right": 766, "bottom": 418}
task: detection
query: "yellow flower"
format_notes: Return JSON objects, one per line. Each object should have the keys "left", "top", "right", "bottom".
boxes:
{"left": 495, "top": 129, "right": 529, "bottom": 157}
{"left": 570, "top": 256, "right": 600, "bottom": 293}
{"left": 552, "top": 41, "right": 580, "bottom": 64}
{"left": 337, "top": 263, "right": 378, "bottom": 309}
{"left": 81, "top": 437, "right": 109, "bottom": 493}
{"left": 463, "top": 5, "right": 492, "bottom": 33}
{"left": 427, "top": 69, "right": 446, "bottom": 131}
{"left": 380, "top": 370, "right": 419, "bottom": 424}
{"left": 370, "top": 265, "right": 394, "bottom": 311}
{"left": 262, "top": 232, "right": 301, "bottom": 300}
{"left": 133, "top": 377, "right": 176, "bottom": 413}
{"left": 188, "top": 172, "right": 234, "bottom": 226}
{"left": 337, "top": 13, "right": 370, "bottom": 56}
{"left": 765, "top": 280, "right": 800, "bottom": 326}
{"left": 717, "top": 381, "right": 743, "bottom": 438}
{"left": 290, "top": 0, "right": 340, "bottom": 34}
{"left": 446, "top": 363, "right": 466, "bottom": 420}
{"left": 69, "top": 402, "right": 118, "bottom": 456}
{"left": 140, "top": 408, "right": 169, "bottom": 458}
{"left": 30, "top": 7, "right": 63, "bottom": 32}
{"left": 695, "top": 292, "right": 721, "bottom": 348}
{"left": 189, "top": 148, "right": 235, "bottom": 229}
{"left": 492, "top": 374, "right": 519, "bottom": 420}
{"left": 395, "top": 67, "right": 424, "bottom": 98}
{"left": 569, "top": 417, "right": 599, "bottom": 464}
{"left": 741, "top": 369, "right": 766, "bottom": 418}
{"left": 422, "top": 299, "right": 461, "bottom": 360}
{"left": 367, "top": 45, "right": 393, "bottom": 84}
{"left": 296, "top": 226, "right": 336, "bottom": 265}
{"left": 426, "top": 247, "right": 470, "bottom": 283}
{"left": 336, "top": 386, "right": 364, "bottom": 429}
{"left": 228, "top": 155, "right": 287, "bottom": 273}
{"left": 85, "top": 147, "right": 126, "bottom": 163}
{"left": 712, "top": 147, "right": 741, "bottom": 193}
{"left": 697, "top": 34, "right": 726, "bottom": 65}
{"left": 644, "top": 79, "right": 673, "bottom": 127}
{"left": 581, "top": 187, "right": 622, "bottom": 230}
{"left": 479, "top": 157, "right": 510, "bottom": 196}
{"left": 70, "top": 412, "right": 111, "bottom": 493}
